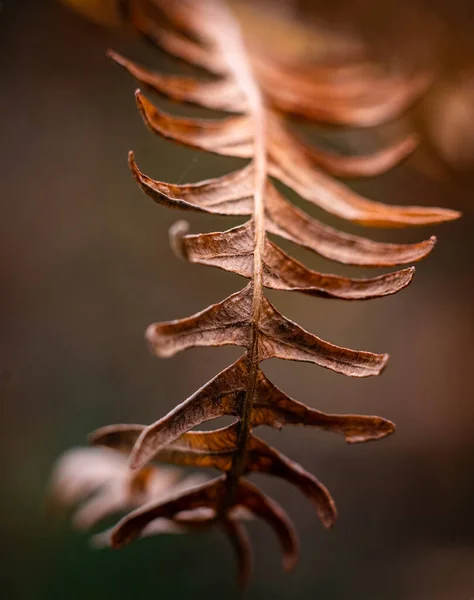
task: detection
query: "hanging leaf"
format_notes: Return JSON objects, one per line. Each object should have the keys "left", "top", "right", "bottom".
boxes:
{"left": 52, "top": 0, "right": 460, "bottom": 586}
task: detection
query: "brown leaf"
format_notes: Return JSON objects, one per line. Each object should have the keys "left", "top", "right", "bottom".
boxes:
{"left": 108, "top": 50, "right": 246, "bottom": 112}
{"left": 92, "top": 420, "right": 334, "bottom": 530}
{"left": 210, "top": 432, "right": 335, "bottom": 527}
{"left": 234, "top": 480, "right": 299, "bottom": 572}
{"left": 130, "top": 154, "right": 437, "bottom": 265}
{"left": 111, "top": 476, "right": 226, "bottom": 548}
{"left": 135, "top": 91, "right": 253, "bottom": 157}
{"left": 48, "top": 447, "right": 128, "bottom": 507}
{"left": 257, "top": 58, "right": 425, "bottom": 100}
{"left": 129, "top": 152, "right": 253, "bottom": 215}
{"left": 130, "top": 7, "right": 227, "bottom": 75}
{"left": 259, "top": 57, "right": 432, "bottom": 127}
{"left": 111, "top": 475, "right": 298, "bottom": 572}
{"left": 180, "top": 221, "right": 416, "bottom": 300}
{"left": 249, "top": 438, "right": 337, "bottom": 528}
{"left": 145, "top": 285, "right": 252, "bottom": 358}
{"left": 155, "top": 426, "right": 238, "bottom": 471}
{"left": 145, "top": 286, "right": 387, "bottom": 376}
{"left": 89, "top": 423, "right": 145, "bottom": 453}
{"left": 264, "top": 184, "right": 436, "bottom": 267}
{"left": 87, "top": 419, "right": 330, "bottom": 532}
{"left": 252, "top": 369, "right": 395, "bottom": 443}
{"left": 47, "top": 446, "right": 200, "bottom": 530}
{"left": 72, "top": 468, "right": 158, "bottom": 531}
{"left": 282, "top": 129, "right": 420, "bottom": 179}
{"left": 257, "top": 296, "right": 389, "bottom": 377}
{"left": 152, "top": 426, "right": 337, "bottom": 528}
{"left": 130, "top": 153, "right": 437, "bottom": 265}
{"left": 127, "top": 359, "right": 247, "bottom": 470}
{"left": 54, "top": 0, "right": 461, "bottom": 584}
{"left": 270, "top": 145, "right": 460, "bottom": 227}
{"left": 137, "top": 0, "right": 210, "bottom": 44}
{"left": 221, "top": 519, "right": 253, "bottom": 588}
{"left": 96, "top": 373, "right": 393, "bottom": 476}
{"left": 95, "top": 507, "right": 252, "bottom": 550}
{"left": 91, "top": 367, "right": 394, "bottom": 476}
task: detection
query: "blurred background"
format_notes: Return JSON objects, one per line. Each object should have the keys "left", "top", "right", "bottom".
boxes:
{"left": 1, "top": 1, "right": 474, "bottom": 598}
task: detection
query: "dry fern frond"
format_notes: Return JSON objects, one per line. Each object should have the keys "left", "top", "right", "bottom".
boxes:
{"left": 47, "top": 446, "right": 208, "bottom": 533}
{"left": 49, "top": 444, "right": 254, "bottom": 581}
{"left": 55, "top": 0, "right": 460, "bottom": 586}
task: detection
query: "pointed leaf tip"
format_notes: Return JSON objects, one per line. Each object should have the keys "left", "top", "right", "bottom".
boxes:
{"left": 128, "top": 359, "right": 247, "bottom": 470}
{"left": 134, "top": 91, "right": 253, "bottom": 157}
{"left": 144, "top": 287, "right": 252, "bottom": 359}
{"left": 180, "top": 222, "right": 418, "bottom": 300}
{"left": 222, "top": 519, "right": 253, "bottom": 588}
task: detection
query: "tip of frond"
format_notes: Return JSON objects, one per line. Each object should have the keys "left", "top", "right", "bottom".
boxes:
{"left": 403, "top": 265, "right": 416, "bottom": 285}
{"left": 439, "top": 208, "right": 462, "bottom": 222}
{"left": 134, "top": 89, "right": 147, "bottom": 117}
{"left": 282, "top": 555, "right": 298, "bottom": 572}
{"left": 361, "top": 417, "right": 396, "bottom": 443}
{"left": 348, "top": 417, "right": 397, "bottom": 444}
{"left": 322, "top": 506, "right": 338, "bottom": 530}
{"left": 451, "top": 210, "right": 463, "bottom": 221}
{"left": 134, "top": 89, "right": 152, "bottom": 126}
{"left": 388, "top": 266, "right": 415, "bottom": 296}
{"left": 169, "top": 220, "right": 190, "bottom": 260}
{"left": 128, "top": 429, "right": 149, "bottom": 471}
{"left": 382, "top": 418, "right": 396, "bottom": 438}
{"left": 106, "top": 48, "right": 124, "bottom": 65}
{"left": 379, "top": 354, "right": 390, "bottom": 375}
{"left": 91, "top": 530, "right": 112, "bottom": 549}
{"left": 128, "top": 150, "right": 137, "bottom": 174}
{"left": 429, "top": 208, "right": 462, "bottom": 224}
{"left": 127, "top": 151, "right": 144, "bottom": 186}
{"left": 110, "top": 524, "right": 127, "bottom": 549}
{"left": 87, "top": 428, "right": 101, "bottom": 446}
{"left": 145, "top": 322, "right": 160, "bottom": 355}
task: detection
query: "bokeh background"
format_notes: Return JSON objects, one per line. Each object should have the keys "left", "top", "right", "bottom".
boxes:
{"left": 2, "top": 1, "right": 474, "bottom": 598}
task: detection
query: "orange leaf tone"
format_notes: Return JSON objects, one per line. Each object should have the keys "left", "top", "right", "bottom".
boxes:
{"left": 51, "top": 0, "right": 460, "bottom": 587}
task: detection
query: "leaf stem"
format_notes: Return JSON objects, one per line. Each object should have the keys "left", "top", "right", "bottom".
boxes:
{"left": 209, "top": 1, "right": 268, "bottom": 510}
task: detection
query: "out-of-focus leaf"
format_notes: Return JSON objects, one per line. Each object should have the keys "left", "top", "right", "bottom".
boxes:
{"left": 52, "top": 0, "right": 461, "bottom": 585}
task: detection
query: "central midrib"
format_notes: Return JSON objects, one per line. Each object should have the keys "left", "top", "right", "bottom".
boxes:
{"left": 209, "top": 1, "right": 268, "bottom": 512}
